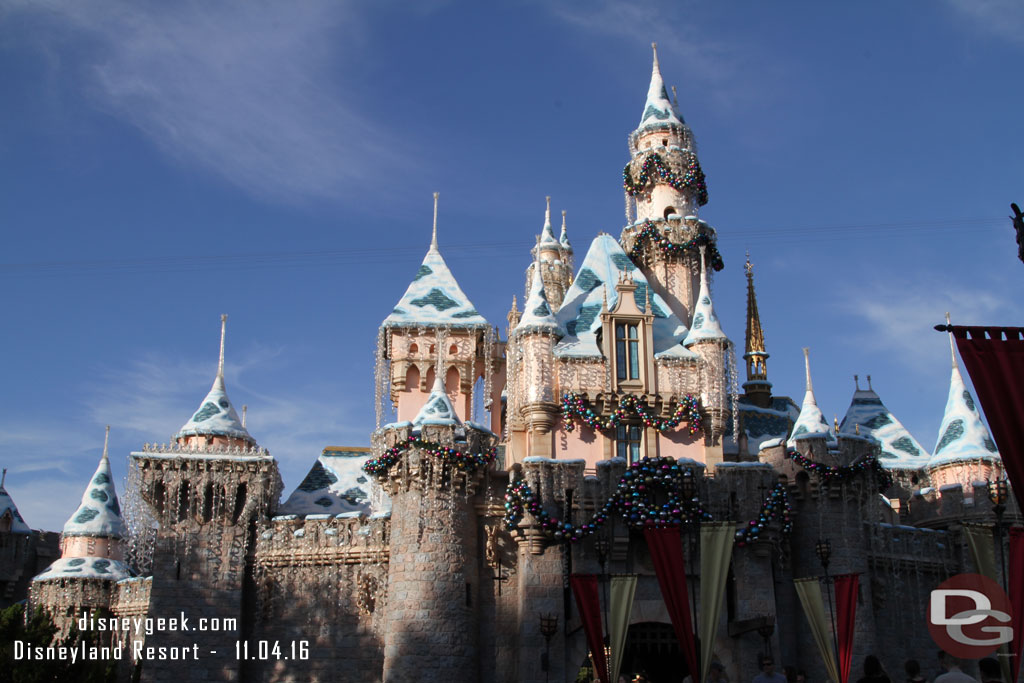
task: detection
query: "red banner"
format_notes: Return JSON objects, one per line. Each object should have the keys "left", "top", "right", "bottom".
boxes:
{"left": 643, "top": 527, "right": 698, "bottom": 678}
{"left": 951, "top": 327, "right": 1024, "bottom": 498}
{"left": 834, "top": 574, "right": 859, "bottom": 683}
{"left": 571, "top": 574, "right": 609, "bottom": 683}
{"left": 1010, "top": 529, "right": 1024, "bottom": 683}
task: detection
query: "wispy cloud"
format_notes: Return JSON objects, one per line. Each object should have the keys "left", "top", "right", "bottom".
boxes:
{"left": 841, "top": 274, "right": 1024, "bottom": 374}
{"left": 5, "top": 0, "right": 408, "bottom": 204}
{"left": 944, "top": 0, "right": 1024, "bottom": 46}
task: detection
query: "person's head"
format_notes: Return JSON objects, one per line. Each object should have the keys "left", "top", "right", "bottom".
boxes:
{"left": 864, "top": 655, "right": 883, "bottom": 677}
{"left": 761, "top": 657, "right": 776, "bottom": 675}
{"left": 904, "top": 660, "right": 920, "bottom": 678}
{"left": 710, "top": 662, "right": 725, "bottom": 680}
{"left": 796, "top": 670, "right": 807, "bottom": 683}
{"left": 937, "top": 650, "right": 949, "bottom": 669}
{"left": 978, "top": 658, "right": 1001, "bottom": 681}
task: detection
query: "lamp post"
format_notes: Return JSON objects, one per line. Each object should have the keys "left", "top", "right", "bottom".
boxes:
{"left": 988, "top": 479, "right": 1010, "bottom": 593}
{"left": 815, "top": 538, "right": 841, "bottom": 683}
{"left": 540, "top": 612, "right": 559, "bottom": 683}
{"left": 757, "top": 621, "right": 774, "bottom": 659}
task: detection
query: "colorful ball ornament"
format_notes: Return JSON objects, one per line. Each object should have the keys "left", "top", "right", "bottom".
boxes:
{"left": 623, "top": 152, "right": 708, "bottom": 206}
{"left": 561, "top": 393, "right": 702, "bottom": 436}
{"left": 628, "top": 220, "right": 725, "bottom": 272}
{"left": 363, "top": 437, "right": 497, "bottom": 480}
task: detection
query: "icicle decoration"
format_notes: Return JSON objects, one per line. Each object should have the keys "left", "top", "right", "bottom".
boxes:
{"left": 374, "top": 328, "right": 386, "bottom": 429}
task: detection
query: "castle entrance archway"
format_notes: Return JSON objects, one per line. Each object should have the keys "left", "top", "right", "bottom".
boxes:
{"left": 619, "top": 622, "right": 688, "bottom": 683}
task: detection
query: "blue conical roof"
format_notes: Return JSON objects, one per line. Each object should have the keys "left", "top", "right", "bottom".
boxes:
{"left": 839, "top": 380, "right": 928, "bottom": 469}
{"left": 788, "top": 349, "right": 836, "bottom": 447}
{"left": 928, "top": 358, "right": 999, "bottom": 469}
{"left": 63, "top": 433, "right": 125, "bottom": 539}
{"left": 683, "top": 247, "right": 727, "bottom": 346}
{"left": 638, "top": 44, "right": 684, "bottom": 128}
{"left": 515, "top": 257, "right": 563, "bottom": 337}
{"left": 0, "top": 480, "right": 30, "bottom": 534}
{"left": 383, "top": 240, "right": 488, "bottom": 329}
{"left": 412, "top": 373, "right": 462, "bottom": 430}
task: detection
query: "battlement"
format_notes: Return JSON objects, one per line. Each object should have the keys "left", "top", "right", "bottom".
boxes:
{"left": 256, "top": 514, "right": 390, "bottom": 569}
{"left": 905, "top": 480, "right": 1021, "bottom": 528}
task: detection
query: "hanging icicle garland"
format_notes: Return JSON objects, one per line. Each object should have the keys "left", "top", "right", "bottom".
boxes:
{"left": 561, "top": 392, "right": 702, "bottom": 436}
{"left": 623, "top": 152, "right": 708, "bottom": 206}
{"left": 734, "top": 484, "right": 793, "bottom": 547}
{"left": 504, "top": 457, "right": 710, "bottom": 542}
{"left": 363, "top": 436, "right": 497, "bottom": 479}
{"left": 628, "top": 221, "right": 725, "bottom": 271}
{"left": 788, "top": 449, "right": 893, "bottom": 490}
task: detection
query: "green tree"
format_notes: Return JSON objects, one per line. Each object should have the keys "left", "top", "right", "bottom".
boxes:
{"left": 0, "top": 603, "right": 117, "bottom": 683}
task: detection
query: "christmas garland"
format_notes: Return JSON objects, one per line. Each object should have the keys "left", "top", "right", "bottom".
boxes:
{"left": 363, "top": 436, "right": 497, "bottom": 480}
{"left": 561, "top": 392, "right": 702, "bottom": 436}
{"left": 504, "top": 457, "right": 710, "bottom": 542}
{"left": 628, "top": 221, "right": 725, "bottom": 272}
{"left": 623, "top": 152, "right": 708, "bottom": 206}
{"left": 734, "top": 484, "right": 792, "bottom": 546}
{"left": 788, "top": 449, "right": 893, "bottom": 490}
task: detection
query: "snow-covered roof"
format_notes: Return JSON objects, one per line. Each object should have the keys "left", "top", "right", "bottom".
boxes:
{"left": 175, "top": 374, "right": 254, "bottom": 442}
{"left": 553, "top": 234, "right": 696, "bottom": 360}
{"left": 839, "top": 384, "right": 929, "bottom": 470}
{"left": 0, "top": 482, "right": 31, "bottom": 534}
{"left": 683, "top": 247, "right": 727, "bottom": 346}
{"left": 412, "top": 373, "right": 463, "bottom": 430}
{"left": 515, "top": 256, "right": 563, "bottom": 336}
{"left": 928, "top": 362, "right": 999, "bottom": 469}
{"left": 63, "top": 446, "right": 125, "bottom": 539}
{"left": 724, "top": 396, "right": 799, "bottom": 456}
{"left": 788, "top": 349, "right": 836, "bottom": 448}
{"left": 638, "top": 44, "right": 684, "bottom": 128}
{"left": 382, "top": 238, "right": 489, "bottom": 329}
{"left": 279, "top": 447, "right": 391, "bottom": 517}
{"left": 33, "top": 556, "right": 133, "bottom": 582}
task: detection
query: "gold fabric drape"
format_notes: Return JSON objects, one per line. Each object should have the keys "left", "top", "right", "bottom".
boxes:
{"left": 609, "top": 575, "right": 637, "bottom": 683}
{"left": 794, "top": 577, "right": 839, "bottom": 683}
{"left": 699, "top": 522, "right": 734, "bottom": 682}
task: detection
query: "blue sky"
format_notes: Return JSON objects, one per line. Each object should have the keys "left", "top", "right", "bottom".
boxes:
{"left": 2, "top": 1, "right": 1022, "bottom": 532}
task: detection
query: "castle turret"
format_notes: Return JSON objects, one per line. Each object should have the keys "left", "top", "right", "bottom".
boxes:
{"left": 0, "top": 472, "right": 30, "bottom": 535}
{"left": 380, "top": 194, "right": 499, "bottom": 432}
{"left": 926, "top": 324, "right": 1002, "bottom": 491}
{"left": 374, "top": 361, "right": 498, "bottom": 682}
{"left": 683, "top": 246, "right": 731, "bottom": 457}
{"left": 742, "top": 255, "right": 773, "bottom": 408}
{"left": 526, "top": 198, "right": 574, "bottom": 312}
{"left": 511, "top": 254, "right": 564, "bottom": 458}
{"left": 619, "top": 44, "right": 719, "bottom": 331}
{"left": 788, "top": 348, "right": 836, "bottom": 448}
{"left": 130, "top": 316, "right": 281, "bottom": 682}
{"left": 32, "top": 427, "right": 132, "bottom": 631}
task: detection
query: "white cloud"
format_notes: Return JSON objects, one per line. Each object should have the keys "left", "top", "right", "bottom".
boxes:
{"left": 841, "top": 275, "right": 1024, "bottom": 374}
{"left": 5, "top": 0, "right": 409, "bottom": 203}
{"left": 944, "top": 0, "right": 1024, "bottom": 46}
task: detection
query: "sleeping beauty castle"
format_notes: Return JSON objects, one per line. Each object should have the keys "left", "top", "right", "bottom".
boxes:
{"left": 5, "top": 45, "right": 1016, "bottom": 683}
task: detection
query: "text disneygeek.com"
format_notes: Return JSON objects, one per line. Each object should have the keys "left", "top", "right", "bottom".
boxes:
{"left": 12, "top": 610, "right": 310, "bottom": 662}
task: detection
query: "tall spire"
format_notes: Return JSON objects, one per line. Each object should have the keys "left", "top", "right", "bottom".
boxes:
{"left": 431, "top": 191, "right": 439, "bottom": 250}
{"left": 514, "top": 251, "right": 562, "bottom": 337}
{"left": 946, "top": 312, "right": 957, "bottom": 369}
{"left": 101, "top": 424, "right": 110, "bottom": 462}
{"left": 538, "top": 196, "right": 558, "bottom": 247}
{"left": 639, "top": 42, "right": 684, "bottom": 127}
{"left": 559, "top": 210, "right": 572, "bottom": 252}
{"left": 741, "top": 254, "right": 772, "bottom": 405}
{"left": 62, "top": 427, "right": 126, "bottom": 539}
{"left": 803, "top": 347, "right": 815, "bottom": 396}
{"left": 218, "top": 314, "right": 227, "bottom": 378}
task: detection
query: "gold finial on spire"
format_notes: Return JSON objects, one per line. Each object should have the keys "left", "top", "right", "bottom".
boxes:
{"left": 744, "top": 252, "right": 768, "bottom": 384}
{"left": 242, "top": 405, "right": 247, "bottom": 428}
{"left": 855, "top": 423, "right": 860, "bottom": 435}
{"left": 218, "top": 314, "right": 227, "bottom": 378}
{"left": 102, "top": 425, "right": 111, "bottom": 462}
{"left": 431, "top": 192, "right": 439, "bottom": 249}
{"left": 834, "top": 416, "right": 840, "bottom": 435}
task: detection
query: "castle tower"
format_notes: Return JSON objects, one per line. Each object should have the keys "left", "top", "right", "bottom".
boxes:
{"left": 926, "top": 325, "right": 1002, "bottom": 490}
{"left": 130, "top": 316, "right": 281, "bottom": 682}
{"left": 380, "top": 194, "right": 499, "bottom": 432}
{"left": 511, "top": 255, "right": 564, "bottom": 458}
{"left": 374, "top": 370, "right": 498, "bottom": 682}
{"left": 683, "top": 246, "right": 731, "bottom": 458}
{"left": 525, "top": 197, "right": 574, "bottom": 312}
{"left": 742, "top": 255, "right": 773, "bottom": 408}
{"left": 0, "top": 471, "right": 30, "bottom": 535}
{"left": 32, "top": 426, "right": 132, "bottom": 631}
{"left": 619, "top": 43, "right": 717, "bottom": 326}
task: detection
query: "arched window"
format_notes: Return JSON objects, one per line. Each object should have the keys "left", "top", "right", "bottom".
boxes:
{"left": 615, "top": 323, "right": 640, "bottom": 381}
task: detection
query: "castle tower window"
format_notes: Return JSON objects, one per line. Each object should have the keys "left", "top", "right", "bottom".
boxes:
{"left": 616, "top": 423, "right": 642, "bottom": 463}
{"left": 616, "top": 323, "right": 641, "bottom": 381}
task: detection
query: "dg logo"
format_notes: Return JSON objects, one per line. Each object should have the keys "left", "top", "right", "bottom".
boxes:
{"left": 928, "top": 573, "right": 1013, "bottom": 658}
